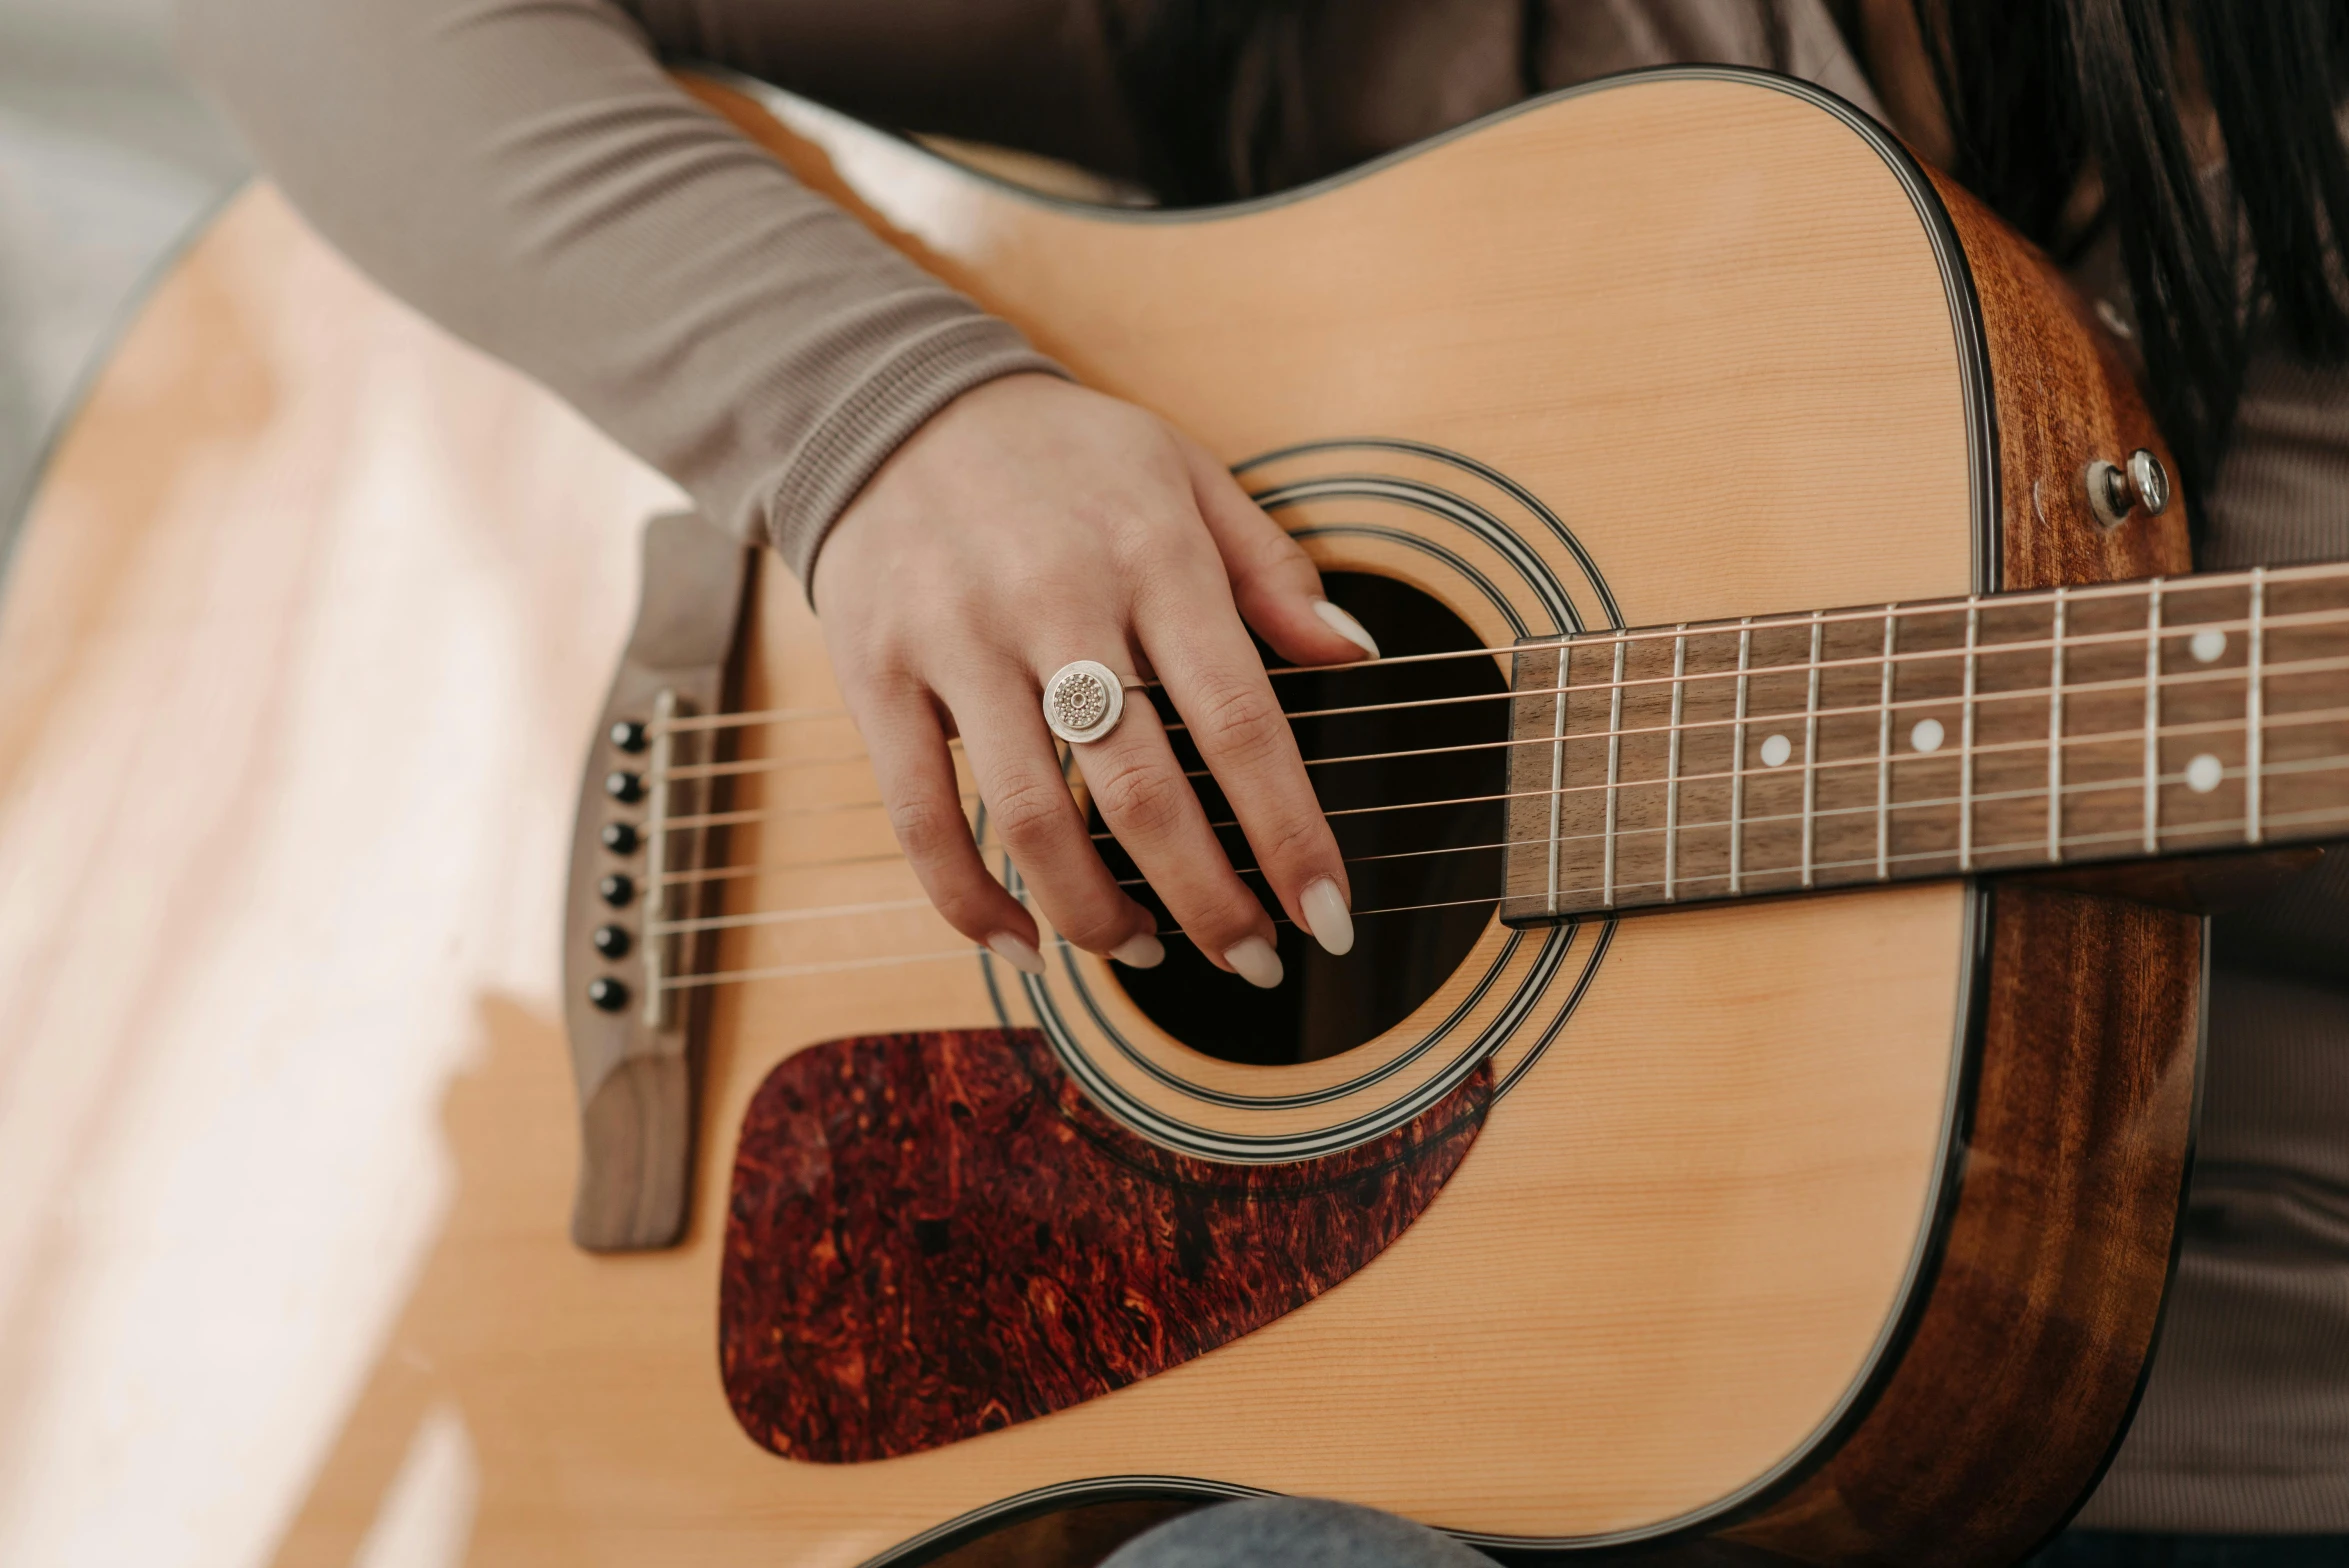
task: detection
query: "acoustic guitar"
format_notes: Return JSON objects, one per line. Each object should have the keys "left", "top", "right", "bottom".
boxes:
{"left": 6, "top": 63, "right": 2343, "bottom": 1568}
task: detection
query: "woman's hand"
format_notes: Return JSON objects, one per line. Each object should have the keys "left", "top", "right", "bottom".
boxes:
{"left": 811, "top": 373, "right": 1380, "bottom": 988}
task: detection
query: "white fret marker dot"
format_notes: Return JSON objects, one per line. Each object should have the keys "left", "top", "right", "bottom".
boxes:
{"left": 2190, "top": 628, "right": 2227, "bottom": 664}
{"left": 1760, "top": 733, "right": 1792, "bottom": 768}
{"left": 2186, "top": 753, "right": 2223, "bottom": 794}
{"left": 1910, "top": 718, "right": 1946, "bottom": 754}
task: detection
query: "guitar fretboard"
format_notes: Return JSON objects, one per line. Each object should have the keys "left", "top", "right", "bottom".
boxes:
{"left": 1500, "top": 562, "right": 2349, "bottom": 922}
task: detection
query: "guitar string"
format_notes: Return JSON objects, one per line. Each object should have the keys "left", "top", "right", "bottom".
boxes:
{"left": 650, "top": 704, "right": 2349, "bottom": 913}
{"left": 642, "top": 745, "right": 2349, "bottom": 945}
{"left": 648, "top": 568, "right": 2349, "bottom": 739}
{"left": 648, "top": 646, "right": 2349, "bottom": 794}
{"left": 642, "top": 605, "right": 2349, "bottom": 802}
{"left": 659, "top": 700, "right": 2349, "bottom": 892}
{"left": 655, "top": 598, "right": 2349, "bottom": 749}
{"left": 614, "top": 568, "right": 2349, "bottom": 987}
{"left": 653, "top": 788, "right": 2349, "bottom": 992}
{"left": 645, "top": 665, "right": 2349, "bottom": 840}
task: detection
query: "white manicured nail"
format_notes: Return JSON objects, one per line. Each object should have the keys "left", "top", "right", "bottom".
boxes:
{"left": 1311, "top": 599, "right": 1380, "bottom": 660}
{"left": 986, "top": 932, "right": 1047, "bottom": 975}
{"left": 1112, "top": 932, "right": 1166, "bottom": 968}
{"left": 1223, "top": 935, "right": 1284, "bottom": 989}
{"left": 1299, "top": 877, "right": 1354, "bottom": 957}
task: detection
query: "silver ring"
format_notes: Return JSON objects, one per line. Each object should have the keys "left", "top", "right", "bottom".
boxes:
{"left": 1042, "top": 660, "right": 1128, "bottom": 745}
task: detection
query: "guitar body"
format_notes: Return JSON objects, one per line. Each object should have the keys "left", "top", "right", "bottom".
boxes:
{"left": 0, "top": 68, "right": 2199, "bottom": 1568}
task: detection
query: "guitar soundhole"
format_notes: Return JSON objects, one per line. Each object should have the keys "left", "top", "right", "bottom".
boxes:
{"left": 1098, "top": 573, "right": 1508, "bottom": 1065}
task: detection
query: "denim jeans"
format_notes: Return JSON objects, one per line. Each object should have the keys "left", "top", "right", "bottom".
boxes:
{"left": 1099, "top": 1498, "right": 1491, "bottom": 1567}
{"left": 1099, "top": 1499, "right": 2349, "bottom": 1568}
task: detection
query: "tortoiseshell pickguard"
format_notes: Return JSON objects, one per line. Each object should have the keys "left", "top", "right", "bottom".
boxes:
{"left": 719, "top": 1027, "right": 1489, "bottom": 1463}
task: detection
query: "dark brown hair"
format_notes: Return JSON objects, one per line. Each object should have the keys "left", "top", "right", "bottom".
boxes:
{"left": 1914, "top": 0, "right": 2349, "bottom": 515}
{"left": 1111, "top": 3, "right": 2349, "bottom": 517}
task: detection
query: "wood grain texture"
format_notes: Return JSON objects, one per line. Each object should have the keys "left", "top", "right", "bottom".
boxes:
{"left": 688, "top": 69, "right": 1984, "bottom": 1547}
{"left": 1720, "top": 168, "right": 2205, "bottom": 1568}
{"left": 720, "top": 1028, "right": 1489, "bottom": 1462}
{"left": 1496, "top": 564, "right": 2349, "bottom": 924}
{"left": 1924, "top": 171, "right": 2191, "bottom": 590}
{"left": 0, "top": 189, "right": 684, "bottom": 1566}
{"left": 1722, "top": 891, "right": 2200, "bottom": 1567}
{"left": 0, "top": 68, "right": 2205, "bottom": 1568}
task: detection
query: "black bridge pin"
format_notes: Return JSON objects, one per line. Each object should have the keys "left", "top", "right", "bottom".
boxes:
{"left": 587, "top": 976, "right": 630, "bottom": 1012}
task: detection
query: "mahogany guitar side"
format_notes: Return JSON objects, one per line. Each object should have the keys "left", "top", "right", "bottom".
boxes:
{"left": 0, "top": 67, "right": 2198, "bottom": 1568}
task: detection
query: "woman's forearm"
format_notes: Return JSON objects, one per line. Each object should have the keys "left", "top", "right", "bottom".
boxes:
{"left": 177, "top": 0, "right": 1129, "bottom": 578}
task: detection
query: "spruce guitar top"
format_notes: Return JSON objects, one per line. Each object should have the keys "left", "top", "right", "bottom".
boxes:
{"left": 7, "top": 62, "right": 2344, "bottom": 1568}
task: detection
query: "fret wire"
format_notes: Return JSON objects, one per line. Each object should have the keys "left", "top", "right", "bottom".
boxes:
{"left": 1616, "top": 794, "right": 2349, "bottom": 910}
{"left": 1603, "top": 631, "right": 1627, "bottom": 906}
{"left": 1520, "top": 789, "right": 2349, "bottom": 914}
{"left": 1523, "top": 760, "right": 2349, "bottom": 912}
{"left": 1538, "top": 704, "right": 2349, "bottom": 844}
{"left": 673, "top": 600, "right": 2349, "bottom": 760}
{"left": 2248, "top": 568, "right": 2267, "bottom": 844}
{"left": 1802, "top": 610, "right": 1823, "bottom": 888}
{"left": 1545, "top": 638, "right": 1568, "bottom": 917}
{"left": 1305, "top": 649, "right": 2349, "bottom": 772}
{"left": 674, "top": 696, "right": 2349, "bottom": 841}
{"left": 1959, "top": 603, "right": 1979, "bottom": 872}
{"left": 1665, "top": 626, "right": 1687, "bottom": 902}
{"left": 673, "top": 786, "right": 2349, "bottom": 991}
{"left": 1280, "top": 647, "right": 2347, "bottom": 782}
{"left": 658, "top": 573, "right": 2349, "bottom": 738}
{"left": 1181, "top": 599, "right": 2349, "bottom": 742}
{"left": 1226, "top": 560, "right": 2349, "bottom": 683}
{"left": 1483, "top": 602, "right": 2348, "bottom": 712}
{"left": 1731, "top": 619, "right": 1753, "bottom": 896}
{"left": 2048, "top": 586, "right": 2067, "bottom": 863}
{"left": 1876, "top": 607, "right": 1896, "bottom": 880}
{"left": 666, "top": 646, "right": 2349, "bottom": 796}
{"left": 1507, "top": 740, "right": 2349, "bottom": 867}
{"left": 1184, "top": 727, "right": 2349, "bottom": 892}
{"left": 692, "top": 749, "right": 2349, "bottom": 950}
{"left": 2142, "top": 581, "right": 2164, "bottom": 854}
{"left": 1157, "top": 721, "right": 2349, "bottom": 886}
{"left": 1190, "top": 600, "right": 2345, "bottom": 736}
{"left": 1506, "top": 742, "right": 2349, "bottom": 874}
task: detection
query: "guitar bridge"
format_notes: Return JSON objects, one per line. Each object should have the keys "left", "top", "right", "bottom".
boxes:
{"left": 562, "top": 511, "right": 751, "bottom": 1251}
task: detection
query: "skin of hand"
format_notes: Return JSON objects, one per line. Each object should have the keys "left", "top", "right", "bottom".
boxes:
{"left": 809, "top": 372, "right": 1381, "bottom": 988}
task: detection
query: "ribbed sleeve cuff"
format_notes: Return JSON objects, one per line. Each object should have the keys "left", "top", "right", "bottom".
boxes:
{"left": 760, "top": 313, "right": 1066, "bottom": 591}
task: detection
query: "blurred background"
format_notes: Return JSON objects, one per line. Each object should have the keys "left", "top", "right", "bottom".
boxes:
{"left": 0, "top": 0, "right": 245, "bottom": 542}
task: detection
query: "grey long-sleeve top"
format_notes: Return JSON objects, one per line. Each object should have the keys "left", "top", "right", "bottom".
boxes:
{"left": 181, "top": 0, "right": 2349, "bottom": 1534}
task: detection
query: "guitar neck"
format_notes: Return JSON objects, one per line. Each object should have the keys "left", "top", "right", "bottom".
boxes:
{"left": 1499, "top": 561, "right": 2349, "bottom": 923}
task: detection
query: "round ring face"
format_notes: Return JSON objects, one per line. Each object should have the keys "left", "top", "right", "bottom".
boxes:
{"left": 1043, "top": 660, "right": 1126, "bottom": 745}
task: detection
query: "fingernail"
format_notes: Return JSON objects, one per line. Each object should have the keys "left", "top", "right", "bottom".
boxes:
{"left": 1299, "top": 877, "right": 1354, "bottom": 957}
{"left": 1223, "top": 935, "right": 1284, "bottom": 989}
{"left": 986, "top": 932, "right": 1048, "bottom": 975}
{"left": 1112, "top": 932, "right": 1166, "bottom": 968}
{"left": 1311, "top": 599, "right": 1380, "bottom": 660}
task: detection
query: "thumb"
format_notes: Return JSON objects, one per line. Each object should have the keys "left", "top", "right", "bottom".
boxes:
{"left": 1178, "top": 437, "right": 1381, "bottom": 668}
